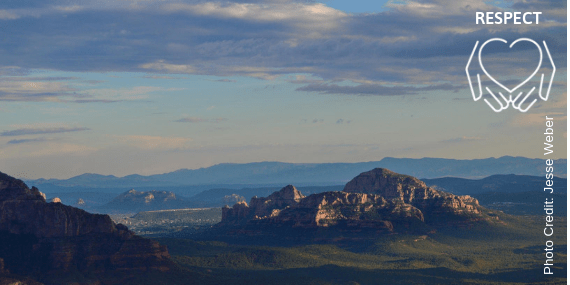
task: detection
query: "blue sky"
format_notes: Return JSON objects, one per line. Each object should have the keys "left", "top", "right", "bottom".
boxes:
{"left": 320, "top": 0, "right": 390, "bottom": 13}
{"left": 0, "top": 0, "right": 566, "bottom": 179}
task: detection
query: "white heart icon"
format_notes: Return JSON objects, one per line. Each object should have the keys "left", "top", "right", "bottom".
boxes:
{"left": 478, "top": 38, "right": 543, "bottom": 94}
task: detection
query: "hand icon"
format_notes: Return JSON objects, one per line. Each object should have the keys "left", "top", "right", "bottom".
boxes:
{"left": 465, "top": 38, "right": 556, "bottom": 113}
{"left": 511, "top": 40, "right": 556, "bottom": 112}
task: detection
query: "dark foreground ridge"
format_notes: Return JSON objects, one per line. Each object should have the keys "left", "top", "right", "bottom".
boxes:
{"left": 218, "top": 168, "right": 499, "bottom": 242}
{"left": 0, "top": 171, "right": 174, "bottom": 284}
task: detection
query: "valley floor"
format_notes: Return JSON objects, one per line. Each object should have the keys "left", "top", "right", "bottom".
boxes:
{"left": 153, "top": 214, "right": 567, "bottom": 285}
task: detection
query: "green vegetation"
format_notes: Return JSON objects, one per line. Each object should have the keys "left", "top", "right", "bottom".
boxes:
{"left": 153, "top": 214, "right": 566, "bottom": 284}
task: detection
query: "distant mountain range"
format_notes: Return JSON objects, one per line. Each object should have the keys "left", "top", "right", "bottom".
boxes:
{"left": 422, "top": 175, "right": 567, "bottom": 195}
{"left": 26, "top": 156, "right": 567, "bottom": 191}
{"left": 423, "top": 175, "right": 567, "bottom": 215}
{"left": 43, "top": 173, "right": 567, "bottom": 216}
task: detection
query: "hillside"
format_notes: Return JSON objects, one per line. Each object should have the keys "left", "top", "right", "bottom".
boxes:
{"left": 423, "top": 174, "right": 567, "bottom": 195}
{"left": 0, "top": 171, "right": 181, "bottom": 284}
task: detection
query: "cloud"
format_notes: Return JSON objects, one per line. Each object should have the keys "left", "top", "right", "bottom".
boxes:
{"left": 336, "top": 119, "right": 351, "bottom": 124}
{"left": 549, "top": 92, "right": 567, "bottom": 109}
{"left": 0, "top": 9, "right": 19, "bottom": 20}
{"left": 7, "top": 137, "right": 53, "bottom": 144}
{"left": 80, "top": 86, "right": 172, "bottom": 101}
{"left": 215, "top": 79, "right": 236, "bottom": 83}
{"left": 299, "top": 118, "right": 325, "bottom": 124}
{"left": 27, "top": 143, "right": 97, "bottom": 157}
{"left": 71, "top": 99, "right": 122, "bottom": 103}
{"left": 297, "top": 83, "right": 460, "bottom": 96}
{"left": 175, "top": 117, "right": 228, "bottom": 123}
{"left": 440, "top": 136, "right": 485, "bottom": 143}
{"left": 510, "top": 112, "right": 567, "bottom": 128}
{"left": 160, "top": 2, "right": 347, "bottom": 30}
{"left": 0, "top": 76, "right": 77, "bottom": 82}
{"left": 142, "top": 75, "right": 187, "bottom": 80}
{"left": 139, "top": 60, "right": 196, "bottom": 74}
{"left": 1, "top": 126, "right": 90, "bottom": 137}
{"left": 0, "top": 0, "right": 564, "bottom": 95}
{"left": 0, "top": 80, "right": 76, "bottom": 102}
{"left": 0, "top": 76, "right": 169, "bottom": 103}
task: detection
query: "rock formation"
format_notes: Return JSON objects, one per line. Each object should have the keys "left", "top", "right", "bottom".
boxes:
{"left": 343, "top": 168, "right": 482, "bottom": 222}
{"left": 222, "top": 194, "right": 246, "bottom": 206}
{"left": 220, "top": 169, "right": 493, "bottom": 233}
{"left": 48, "top": 197, "right": 61, "bottom": 203}
{"left": 113, "top": 189, "right": 177, "bottom": 204}
{"left": 0, "top": 171, "right": 173, "bottom": 284}
{"left": 101, "top": 189, "right": 191, "bottom": 212}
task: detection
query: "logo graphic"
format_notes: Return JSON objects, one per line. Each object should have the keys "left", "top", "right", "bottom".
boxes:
{"left": 465, "top": 38, "right": 555, "bottom": 112}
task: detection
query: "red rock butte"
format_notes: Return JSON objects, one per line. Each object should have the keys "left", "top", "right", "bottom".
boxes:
{"left": 221, "top": 168, "right": 493, "bottom": 233}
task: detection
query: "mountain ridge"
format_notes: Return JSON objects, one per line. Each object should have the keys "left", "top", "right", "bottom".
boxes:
{"left": 217, "top": 168, "right": 496, "bottom": 242}
{"left": 0, "top": 171, "right": 176, "bottom": 284}
{"left": 23, "top": 156, "right": 567, "bottom": 189}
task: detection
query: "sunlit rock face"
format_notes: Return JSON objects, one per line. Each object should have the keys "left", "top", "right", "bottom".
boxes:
{"left": 220, "top": 169, "right": 487, "bottom": 233}
{"left": 343, "top": 168, "right": 482, "bottom": 219}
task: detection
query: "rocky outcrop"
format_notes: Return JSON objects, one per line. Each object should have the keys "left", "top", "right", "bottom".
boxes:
{"left": 222, "top": 201, "right": 251, "bottom": 224}
{"left": 101, "top": 189, "right": 191, "bottom": 213}
{"left": 249, "top": 185, "right": 305, "bottom": 217}
{"left": 222, "top": 194, "right": 246, "bottom": 206}
{"left": 344, "top": 168, "right": 482, "bottom": 220}
{"left": 112, "top": 189, "right": 177, "bottom": 204}
{"left": 48, "top": 197, "right": 61, "bottom": 203}
{"left": 220, "top": 169, "right": 491, "bottom": 233}
{"left": 0, "top": 171, "right": 173, "bottom": 283}
{"left": 343, "top": 168, "right": 437, "bottom": 202}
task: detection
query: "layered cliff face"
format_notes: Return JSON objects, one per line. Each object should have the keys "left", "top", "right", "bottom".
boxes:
{"left": 250, "top": 185, "right": 305, "bottom": 217}
{"left": 220, "top": 169, "right": 491, "bottom": 233}
{"left": 344, "top": 168, "right": 482, "bottom": 220}
{"left": 0, "top": 171, "right": 173, "bottom": 283}
{"left": 343, "top": 168, "right": 436, "bottom": 202}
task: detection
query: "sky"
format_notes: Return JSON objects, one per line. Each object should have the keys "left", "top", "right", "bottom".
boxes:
{"left": 0, "top": 0, "right": 566, "bottom": 179}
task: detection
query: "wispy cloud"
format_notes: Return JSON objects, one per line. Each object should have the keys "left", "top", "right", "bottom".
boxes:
{"left": 0, "top": 78, "right": 164, "bottom": 103}
{"left": 300, "top": 118, "right": 324, "bottom": 124}
{"left": 175, "top": 117, "right": 228, "bottom": 123}
{"left": 440, "top": 136, "right": 485, "bottom": 143}
{"left": 215, "top": 79, "right": 236, "bottom": 83}
{"left": 7, "top": 137, "right": 53, "bottom": 144}
{"left": 142, "top": 75, "right": 187, "bottom": 80}
{"left": 0, "top": 80, "right": 76, "bottom": 102}
{"left": 1, "top": 127, "right": 90, "bottom": 137}
{"left": 296, "top": 83, "right": 460, "bottom": 96}
{"left": 139, "top": 60, "right": 196, "bottom": 74}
